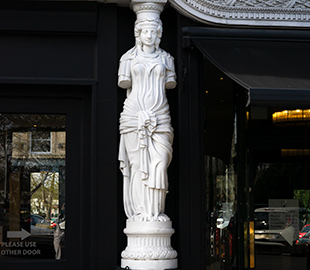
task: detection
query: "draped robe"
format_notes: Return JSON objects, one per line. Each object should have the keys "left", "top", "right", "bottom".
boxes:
{"left": 118, "top": 46, "right": 176, "bottom": 221}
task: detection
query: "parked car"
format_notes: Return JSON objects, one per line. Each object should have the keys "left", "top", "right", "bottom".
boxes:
{"left": 30, "top": 214, "right": 55, "bottom": 236}
{"left": 298, "top": 224, "right": 310, "bottom": 241}
{"left": 296, "top": 230, "right": 310, "bottom": 245}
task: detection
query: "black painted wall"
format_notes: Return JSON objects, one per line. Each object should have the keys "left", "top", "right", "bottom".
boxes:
{"left": 0, "top": 2, "right": 207, "bottom": 270}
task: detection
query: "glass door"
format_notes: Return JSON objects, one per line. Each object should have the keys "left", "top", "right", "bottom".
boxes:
{"left": 0, "top": 114, "right": 66, "bottom": 260}
{"left": 247, "top": 106, "right": 310, "bottom": 270}
{"left": 203, "top": 61, "right": 241, "bottom": 270}
{"left": 0, "top": 84, "right": 91, "bottom": 270}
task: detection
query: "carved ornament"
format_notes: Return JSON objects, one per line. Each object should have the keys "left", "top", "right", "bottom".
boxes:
{"left": 168, "top": 0, "right": 310, "bottom": 27}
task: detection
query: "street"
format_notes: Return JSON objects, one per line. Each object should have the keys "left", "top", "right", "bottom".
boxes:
{"left": 256, "top": 254, "right": 307, "bottom": 270}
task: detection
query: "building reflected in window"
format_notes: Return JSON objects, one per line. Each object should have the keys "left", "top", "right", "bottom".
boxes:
{"left": 0, "top": 114, "right": 66, "bottom": 260}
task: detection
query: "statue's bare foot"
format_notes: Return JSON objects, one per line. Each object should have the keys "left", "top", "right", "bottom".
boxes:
{"left": 131, "top": 213, "right": 149, "bottom": 222}
{"left": 130, "top": 213, "right": 170, "bottom": 222}
{"left": 157, "top": 213, "right": 170, "bottom": 222}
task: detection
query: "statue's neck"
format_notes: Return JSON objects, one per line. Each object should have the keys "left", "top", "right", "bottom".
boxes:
{"left": 142, "top": 45, "right": 155, "bottom": 54}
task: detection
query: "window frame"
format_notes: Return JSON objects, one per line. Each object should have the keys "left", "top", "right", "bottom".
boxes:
{"left": 30, "top": 131, "right": 52, "bottom": 154}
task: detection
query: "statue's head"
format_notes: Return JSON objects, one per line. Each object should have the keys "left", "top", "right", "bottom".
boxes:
{"left": 134, "top": 19, "right": 162, "bottom": 50}
{"left": 132, "top": 3, "right": 164, "bottom": 50}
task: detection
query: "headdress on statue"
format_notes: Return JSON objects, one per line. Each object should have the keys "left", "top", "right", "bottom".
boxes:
{"left": 132, "top": 2, "right": 165, "bottom": 49}
{"left": 133, "top": 2, "right": 164, "bottom": 21}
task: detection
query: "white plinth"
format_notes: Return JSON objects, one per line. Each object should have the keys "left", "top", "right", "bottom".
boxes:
{"left": 121, "top": 258, "right": 177, "bottom": 270}
{"left": 121, "top": 220, "right": 178, "bottom": 270}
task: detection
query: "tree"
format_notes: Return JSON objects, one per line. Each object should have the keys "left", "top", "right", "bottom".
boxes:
{"left": 31, "top": 171, "right": 59, "bottom": 220}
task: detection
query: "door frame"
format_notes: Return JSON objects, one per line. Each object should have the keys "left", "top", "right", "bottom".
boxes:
{"left": 0, "top": 84, "right": 92, "bottom": 270}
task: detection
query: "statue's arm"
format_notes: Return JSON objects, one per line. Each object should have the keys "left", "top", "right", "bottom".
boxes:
{"left": 165, "top": 72, "right": 177, "bottom": 89}
{"left": 165, "top": 54, "right": 177, "bottom": 89}
{"left": 118, "top": 51, "right": 132, "bottom": 89}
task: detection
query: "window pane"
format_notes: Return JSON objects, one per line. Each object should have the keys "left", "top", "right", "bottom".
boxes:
{"left": 0, "top": 114, "right": 66, "bottom": 261}
{"left": 31, "top": 140, "right": 51, "bottom": 153}
{"left": 30, "top": 132, "right": 51, "bottom": 153}
{"left": 254, "top": 162, "right": 310, "bottom": 269}
{"left": 32, "top": 132, "right": 50, "bottom": 140}
{"left": 248, "top": 106, "right": 310, "bottom": 270}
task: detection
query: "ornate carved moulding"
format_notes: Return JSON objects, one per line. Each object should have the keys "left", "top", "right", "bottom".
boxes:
{"left": 168, "top": 0, "right": 310, "bottom": 27}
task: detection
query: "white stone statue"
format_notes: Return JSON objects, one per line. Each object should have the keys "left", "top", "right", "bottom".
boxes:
{"left": 118, "top": 3, "right": 177, "bottom": 223}
{"left": 118, "top": 4, "right": 178, "bottom": 269}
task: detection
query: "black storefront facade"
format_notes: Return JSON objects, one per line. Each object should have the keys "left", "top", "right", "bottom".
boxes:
{"left": 0, "top": 1, "right": 310, "bottom": 270}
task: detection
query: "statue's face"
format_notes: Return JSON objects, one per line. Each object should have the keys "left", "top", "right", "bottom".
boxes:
{"left": 140, "top": 25, "right": 158, "bottom": 47}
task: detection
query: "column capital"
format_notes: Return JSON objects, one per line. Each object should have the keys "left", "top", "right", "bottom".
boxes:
{"left": 131, "top": 0, "right": 167, "bottom": 13}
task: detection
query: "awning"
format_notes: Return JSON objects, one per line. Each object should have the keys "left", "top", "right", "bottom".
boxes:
{"left": 183, "top": 27, "right": 310, "bottom": 107}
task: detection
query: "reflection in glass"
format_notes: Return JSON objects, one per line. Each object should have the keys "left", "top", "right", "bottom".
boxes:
{"left": 205, "top": 121, "right": 237, "bottom": 270}
{"left": 0, "top": 114, "right": 66, "bottom": 260}
{"left": 254, "top": 162, "right": 310, "bottom": 270}
{"left": 30, "top": 132, "right": 52, "bottom": 153}
{"left": 206, "top": 157, "right": 236, "bottom": 270}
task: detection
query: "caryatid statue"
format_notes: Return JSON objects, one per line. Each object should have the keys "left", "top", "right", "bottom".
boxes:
{"left": 118, "top": 2, "right": 176, "bottom": 222}
{"left": 118, "top": 2, "right": 178, "bottom": 269}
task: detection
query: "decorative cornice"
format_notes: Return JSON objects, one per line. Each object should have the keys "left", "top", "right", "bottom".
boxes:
{"left": 169, "top": 0, "right": 310, "bottom": 28}
{"left": 132, "top": 0, "right": 167, "bottom": 3}
{"left": 132, "top": 2, "right": 165, "bottom": 13}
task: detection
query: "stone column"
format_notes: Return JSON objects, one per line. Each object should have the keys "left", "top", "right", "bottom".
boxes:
{"left": 118, "top": 1, "right": 178, "bottom": 269}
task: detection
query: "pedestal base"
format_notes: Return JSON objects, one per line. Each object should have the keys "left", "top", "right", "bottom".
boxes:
{"left": 121, "top": 220, "right": 178, "bottom": 270}
{"left": 121, "top": 258, "right": 177, "bottom": 270}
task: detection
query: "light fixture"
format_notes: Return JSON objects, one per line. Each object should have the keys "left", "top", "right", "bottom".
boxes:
{"left": 281, "top": 149, "right": 310, "bottom": 157}
{"left": 272, "top": 109, "right": 310, "bottom": 125}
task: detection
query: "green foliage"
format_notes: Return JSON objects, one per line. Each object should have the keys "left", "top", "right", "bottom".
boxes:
{"left": 31, "top": 171, "right": 59, "bottom": 220}
{"left": 294, "top": 190, "right": 310, "bottom": 209}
